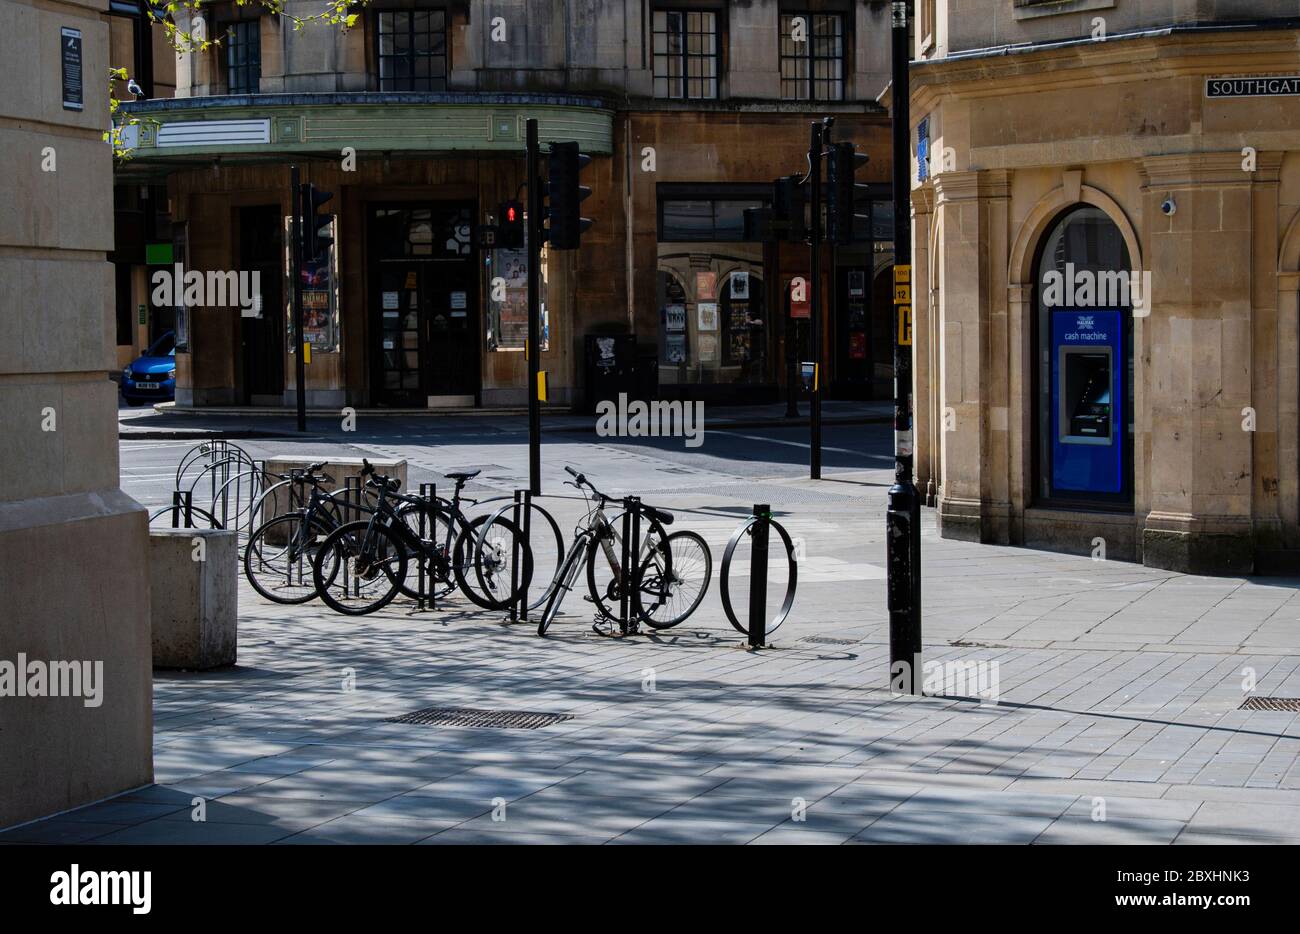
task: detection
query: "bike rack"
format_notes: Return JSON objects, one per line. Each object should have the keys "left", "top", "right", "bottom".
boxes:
{"left": 507, "top": 490, "right": 530, "bottom": 623}
{"left": 720, "top": 503, "right": 798, "bottom": 647}
{"left": 479, "top": 493, "right": 563, "bottom": 620}
{"left": 415, "top": 481, "right": 436, "bottom": 612}
{"left": 614, "top": 496, "right": 643, "bottom": 636}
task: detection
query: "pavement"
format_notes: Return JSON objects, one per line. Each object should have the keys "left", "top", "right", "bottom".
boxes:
{"left": 5, "top": 404, "right": 1299, "bottom": 844}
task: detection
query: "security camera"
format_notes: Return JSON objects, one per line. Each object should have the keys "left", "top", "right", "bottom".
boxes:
{"left": 1160, "top": 197, "right": 1177, "bottom": 216}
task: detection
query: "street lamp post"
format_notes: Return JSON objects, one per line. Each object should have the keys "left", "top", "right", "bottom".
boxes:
{"left": 808, "top": 120, "right": 824, "bottom": 480}
{"left": 887, "top": 1, "right": 923, "bottom": 692}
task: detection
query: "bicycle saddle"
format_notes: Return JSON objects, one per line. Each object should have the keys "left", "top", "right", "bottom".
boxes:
{"left": 366, "top": 474, "right": 401, "bottom": 492}
{"left": 444, "top": 469, "right": 481, "bottom": 483}
{"left": 644, "top": 504, "right": 674, "bottom": 526}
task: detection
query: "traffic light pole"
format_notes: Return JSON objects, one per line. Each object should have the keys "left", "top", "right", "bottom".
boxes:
{"left": 887, "top": 1, "right": 922, "bottom": 692}
{"left": 290, "top": 164, "right": 306, "bottom": 433}
{"left": 525, "top": 119, "right": 542, "bottom": 495}
{"left": 808, "top": 121, "right": 823, "bottom": 481}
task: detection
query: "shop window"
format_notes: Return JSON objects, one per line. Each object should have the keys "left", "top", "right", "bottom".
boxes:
{"left": 652, "top": 9, "right": 719, "bottom": 100}
{"left": 225, "top": 19, "right": 260, "bottom": 95}
{"left": 660, "top": 197, "right": 764, "bottom": 242}
{"left": 1034, "top": 206, "right": 1133, "bottom": 506}
{"left": 656, "top": 256, "right": 765, "bottom": 386}
{"left": 779, "top": 11, "right": 844, "bottom": 102}
{"left": 376, "top": 9, "right": 448, "bottom": 92}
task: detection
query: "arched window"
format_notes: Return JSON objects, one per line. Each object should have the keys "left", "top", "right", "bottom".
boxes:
{"left": 1033, "top": 206, "right": 1134, "bottom": 508}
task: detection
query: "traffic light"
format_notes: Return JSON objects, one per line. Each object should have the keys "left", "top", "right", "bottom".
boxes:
{"left": 546, "top": 141, "right": 592, "bottom": 249}
{"left": 827, "top": 141, "right": 870, "bottom": 244}
{"left": 498, "top": 199, "right": 525, "bottom": 249}
{"left": 772, "top": 174, "right": 807, "bottom": 243}
{"left": 299, "top": 183, "right": 334, "bottom": 261}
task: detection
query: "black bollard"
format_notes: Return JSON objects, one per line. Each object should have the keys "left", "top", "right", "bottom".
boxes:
{"left": 748, "top": 503, "right": 771, "bottom": 648}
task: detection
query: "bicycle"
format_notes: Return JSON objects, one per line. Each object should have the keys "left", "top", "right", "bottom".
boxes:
{"left": 242, "top": 462, "right": 353, "bottom": 605}
{"left": 309, "top": 461, "right": 532, "bottom": 616}
{"left": 537, "top": 467, "right": 711, "bottom": 637}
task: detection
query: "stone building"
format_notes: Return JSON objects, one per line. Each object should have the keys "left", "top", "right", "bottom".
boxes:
{"left": 114, "top": 1, "right": 902, "bottom": 411}
{"left": 910, "top": 0, "right": 1300, "bottom": 573}
{"left": 0, "top": 0, "right": 152, "bottom": 827}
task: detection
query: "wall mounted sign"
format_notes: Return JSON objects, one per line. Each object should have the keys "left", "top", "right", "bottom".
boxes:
{"left": 61, "top": 28, "right": 83, "bottom": 111}
{"left": 1206, "top": 76, "right": 1300, "bottom": 98}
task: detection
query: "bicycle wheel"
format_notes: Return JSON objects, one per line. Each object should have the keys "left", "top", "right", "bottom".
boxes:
{"left": 453, "top": 514, "right": 532, "bottom": 610}
{"left": 244, "top": 512, "right": 334, "bottom": 605}
{"left": 312, "top": 519, "right": 408, "bottom": 616}
{"left": 538, "top": 535, "right": 589, "bottom": 637}
{"left": 634, "top": 530, "right": 712, "bottom": 629}
{"left": 394, "top": 500, "right": 456, "bottom": 601}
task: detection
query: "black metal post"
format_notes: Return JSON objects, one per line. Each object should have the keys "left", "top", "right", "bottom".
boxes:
{"left": 809, "top": 122, "right": 824, "bottom": 480}
{"left": 525, "top": 119, "right": 542, "bottom": 495}
{"left": 886, "top": 1, "right": 923, "bottom": 693}
{"left": 419, "top": 482, "right": 436, "bottom": 611}
{"left": 519, "top": 490, "right": 531, "bottom": 623}
{"left": 748, "top": 503, "right": 771, "bottom": 648}
{"left": 290, "top": 165, "right": 307, "bottom": 433}
{"left": 619, "top": 501, "right": 633, "bottom": 634}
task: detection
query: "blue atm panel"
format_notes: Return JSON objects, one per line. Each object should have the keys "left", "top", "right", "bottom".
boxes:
{"left": 1051, "top": 309, "right": 1123, "bottom": 494}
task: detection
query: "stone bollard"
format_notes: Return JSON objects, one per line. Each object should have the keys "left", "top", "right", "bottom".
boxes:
{"left": 149, "top": 529, "right": 238, "bottom": 670}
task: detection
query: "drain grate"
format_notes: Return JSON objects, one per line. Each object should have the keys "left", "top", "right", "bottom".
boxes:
{"left": 801, "top": 635, "right": 859, "bottom": 646}
{"left": 386, "top": 706, "right": 574, "bottom": 730}
{"left": 1239, "top": 696, "right": 1300, "bottom": 712}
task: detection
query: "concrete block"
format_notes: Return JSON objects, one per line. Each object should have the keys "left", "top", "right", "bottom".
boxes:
{"left": 149, "top": 529, "right": 237, "bottom": 669}
{"left": 259, "top": 455, "right": 408, "bottom": 523}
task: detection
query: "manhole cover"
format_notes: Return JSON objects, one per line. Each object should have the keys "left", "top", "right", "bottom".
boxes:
{"left": 1239, "top": 696, "right": 1300, "bottom": 712}
{"left": 386, "top": 706, "right": 574, "bottom": 730}
{"left": 801, "top": 635, "right": 859, "bottom": 646}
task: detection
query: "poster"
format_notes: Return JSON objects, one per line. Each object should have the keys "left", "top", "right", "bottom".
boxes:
{"left": 665, "top": 304, "right": 687, "bottom": 332}
{"left": 697, "top": 302, "right": 718, "bottom": 331}
{"left": 698, "top": 333, "right": 718, "bottom": 363}
{"left": 729, "top": 304, "right": 750, "bottom": 330}
{"left": 665, "top": 333, "right": 688, "bottom": 364}
{"left": 695, "top": 271, "right": 717, "bottom": 301}
{"left": 450, "top": 291, "right": 467, "bottom": 310}
{"left": 731, "top": 271, "right": 749, "bottom": 300}
{"left": 850, "top": 331, "right": 867, "bottom": 360}
{"left": 729, "top": 331, "right": 751, "bottom": 362}
{"left": 382, "top": 291, "right": 399, "bottom": 309}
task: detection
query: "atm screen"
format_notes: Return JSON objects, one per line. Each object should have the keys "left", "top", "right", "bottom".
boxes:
{"left": 1060, "top": 348, "right": 1112, "bottom": 443}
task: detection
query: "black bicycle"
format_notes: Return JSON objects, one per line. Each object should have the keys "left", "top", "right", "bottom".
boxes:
{"left": 309, "top": 461, "right": 532, "bottom": 616}
{"left": 538, "top": 467, "right": 711, "bottom": 636}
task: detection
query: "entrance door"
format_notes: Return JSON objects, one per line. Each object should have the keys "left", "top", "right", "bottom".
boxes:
{"left": 369, "top": 204, "right": 478, "bottom": 407}
{"left": 238, "top": 205, "right": 285, "bottom": 404}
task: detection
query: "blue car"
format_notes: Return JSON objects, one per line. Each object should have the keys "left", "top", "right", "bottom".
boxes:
{"left": 121, "top": 331, "right": 177, "bottom": 405}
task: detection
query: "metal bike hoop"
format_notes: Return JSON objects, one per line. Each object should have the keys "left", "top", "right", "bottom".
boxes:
{"left": 476, "top": 496, "right": 563, "bottom": 612}
{"left": 720, "top": 513, "right": 798, "bottom": 638}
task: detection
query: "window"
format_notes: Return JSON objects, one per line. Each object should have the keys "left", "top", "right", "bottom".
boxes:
{"left": 376, "top": 9, "right": 448, "bottom": 92}
{"left": 660, "top": 197, "right": 765, "bottom": 242}
{"left": 652, "top": 9, "right": 719, "bottom": 100}
{"left": 780, "top": 12, "right": 844, "bottom": 101}
{"left": 780, "top": 11, "right": 842, "bottom": 102}
{"left": 225, "top": 20, "right": 260, "bottom": 95}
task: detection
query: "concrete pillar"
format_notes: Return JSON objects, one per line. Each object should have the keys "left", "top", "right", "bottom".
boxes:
{"left": 1138, "top": 153, "right": 1256, "bottom": 573}
{"left": 0, "top": 0, "right": 152, "bottom": 827}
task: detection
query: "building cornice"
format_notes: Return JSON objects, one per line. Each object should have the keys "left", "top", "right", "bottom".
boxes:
{"left": 911, "top": 24, "right": 1300, "bottom": 110}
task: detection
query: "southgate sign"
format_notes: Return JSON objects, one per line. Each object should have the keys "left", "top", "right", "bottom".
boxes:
{"left": 1206, "top": 76, "right": 1300, "bottom": 98}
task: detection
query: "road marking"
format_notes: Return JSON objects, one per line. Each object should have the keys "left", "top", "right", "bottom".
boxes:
{"left": 709, "top": 429, "right": 891, "bottom": 459}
